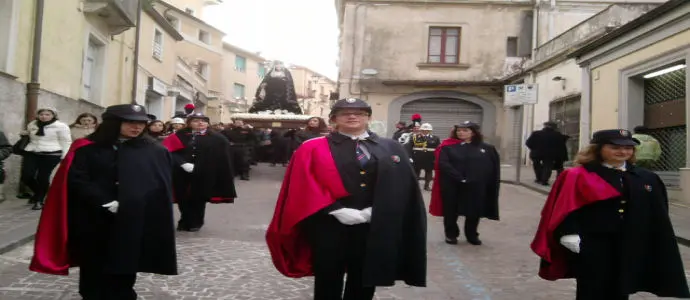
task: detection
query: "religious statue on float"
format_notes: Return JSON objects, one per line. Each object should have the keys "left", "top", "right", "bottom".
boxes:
{"left": 249, "top": 61, "right": 303, "bottom": 114}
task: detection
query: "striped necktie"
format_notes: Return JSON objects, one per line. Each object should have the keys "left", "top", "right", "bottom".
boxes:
{"left": 355, "top": 141, "right": 369, "bottom": 167}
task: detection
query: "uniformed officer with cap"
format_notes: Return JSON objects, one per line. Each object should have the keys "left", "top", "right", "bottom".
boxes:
{"left": 162, "top": 112, "right": 236, "bottom": 232}
{"left": 531, "top": 128, "right": 690, "bottom": 300}
{"left": 31, "top": 103, "right": 178, "bottom": 299}
{"left": 405, "top": 122, "right": 440, "bottom": 190}
{"left": 266, "top": 97, "right": 427, "bottom": 300}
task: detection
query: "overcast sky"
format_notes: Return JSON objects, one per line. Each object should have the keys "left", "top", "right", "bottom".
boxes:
{"left": 204, "top": 0, "right": 339, "bottom": 80}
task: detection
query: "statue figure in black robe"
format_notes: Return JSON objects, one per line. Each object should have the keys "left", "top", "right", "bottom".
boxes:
{"left": 249, "top": 61, "right": 302, "bottom": 114}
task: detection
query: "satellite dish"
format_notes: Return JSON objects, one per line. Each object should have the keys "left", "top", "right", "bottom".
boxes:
{"left": 361, "top": 69, "right": 378, "bottom": 76}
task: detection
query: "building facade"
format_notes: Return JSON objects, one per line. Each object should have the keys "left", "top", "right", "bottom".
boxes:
{"left": 154, "top": 0, "right": 225, "bottom": 122}
{"left": 0, "top": 0, "right": 138, "bottom": 192}
{"left": 221, "top": 43, "right": 266, "bottom": 122}
{"left": 289, "top": 65, "right": 336, "bottom": 119}
{"left": 573, "top": 0, "right": 690, "bottom": 201}
{"left": 335, "top": 0, "right": 535, "bottom": 159}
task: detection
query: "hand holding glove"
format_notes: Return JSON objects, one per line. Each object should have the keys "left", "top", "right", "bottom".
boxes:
{"left": 181, "top": 163, "right": 194, "bottom": 173}
{"left": 360, "top": 207, "right": 372, "bottom": 223}
{"left": 102, "top": 201, "right": 119, "bottom": 213}
{"left": 560, "top": 234, "right": 581, "bottom": 253}
{"left": 329, "top": 208, "right": 367, "bottom": 225}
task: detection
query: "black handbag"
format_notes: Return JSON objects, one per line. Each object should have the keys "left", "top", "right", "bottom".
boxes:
{"left": 12, "top": 135, "right": 30, "bottom": 155}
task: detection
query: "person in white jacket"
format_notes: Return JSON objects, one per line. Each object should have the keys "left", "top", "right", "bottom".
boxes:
{"left": 20, "top": 107, "right": 72, "bottom": 210}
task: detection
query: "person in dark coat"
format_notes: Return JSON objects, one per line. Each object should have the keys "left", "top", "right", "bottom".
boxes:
{"left": 0, "top": 130, "right": 11, "bottom": 201}
{"left": 405, "top": 122, "right": 441, "bottom": 191}
{"left": 295, "top": 117, "right": 328, "bottom": 145}
{"left": 266, "top": 98, "right": 427, "bottom": 300}
{"left": 221, "top": 120, "right": 255, "bottom": 181}
{"left": 162, "top": 113, "right": 236, "bottom": 232}
{"left": 437, "top": 121, "right": 500, "bottom": 245}
{"left": 526, "top": 121, "right": 569, "bottom": 185}
{"left": 531, "top": 129, "right": 690, "bottom": 300}
{"left": 269, "top": 129, "right": 289, "bottom": 167}
{"left": 391, "top": 121, "right": 407, "bottom": 142}
{"left": 30, "top": 104, "right": 178, "bottom": 300}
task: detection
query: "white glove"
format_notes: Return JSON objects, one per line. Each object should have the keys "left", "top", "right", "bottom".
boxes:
{"left": 102, "top": 201, "right": 119, "bottom": 213}
{"left": 360, "top": 207, "right": 372, "bottom": 222}
{"left": 181, "top": 163, "right": 194, "bottom": 173}
{"left": 560, "top": 234, "right": 581, "bottom": 253}
{"left": 329, "top": 208, "right": 367, "bottom": 225}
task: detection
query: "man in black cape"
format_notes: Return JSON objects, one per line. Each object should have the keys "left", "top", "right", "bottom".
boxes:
{"left": 162, "top": 113, "right": 236, "bottom": 232}
{"left": 249, "top": 61, "right": 302, "bottom": 114}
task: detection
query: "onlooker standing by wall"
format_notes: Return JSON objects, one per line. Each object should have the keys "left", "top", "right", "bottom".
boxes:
{"left": 19, "top": 108, "right": 72, "bottom": 210}
{"left": 632, "top": 126, "right": 662, "bottom": 169}
{"left": 0, "top": 131, "right": 11, "bottom": 201}
{"left": 69, "top": 113, "right": 98, "bottom": 141}
{"left": 525, "top": 121, "right": 568, "bottom": 186}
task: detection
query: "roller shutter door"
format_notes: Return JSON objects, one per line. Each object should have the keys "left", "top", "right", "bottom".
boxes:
{"left": 400, "top": 98, "right": 483, "bottom": 138}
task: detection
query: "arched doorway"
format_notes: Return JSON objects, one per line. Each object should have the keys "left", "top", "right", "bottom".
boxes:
{"left": 400, "top": 98, "right": 483, "bottom": 137}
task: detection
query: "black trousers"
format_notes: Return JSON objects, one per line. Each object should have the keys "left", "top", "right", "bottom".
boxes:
{"left": 443, "top": 214, "right": 480, "bottom": 240}
{"left": 413, "top": 164, "right": 433, "bottom": 185}
{"left": 231, "top": 146, "right": 250, "bottom": 175}
{"left": 306, "top": 217, "right": 376, "bottom": 300}
{"left": 177, "top": 194, "right": 207, "bottom": 230}
{"left": 575, "top": 233, "right": 628, "bottom": 300}
{"left": 20, "top": 152, "right": 61, "bottom": 203}
{"left": 79, "top": 266, "right": 137, "bottom": 300}
{"left": 531, "top": 158, "right": 554, "bottom": 184}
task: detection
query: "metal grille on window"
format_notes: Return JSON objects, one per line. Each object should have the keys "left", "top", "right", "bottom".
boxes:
{"left": 643, "top": 68, "right": 686, "bottom": 187}
{"left": 548, "top": 95, "right": 581, "bottom": 164}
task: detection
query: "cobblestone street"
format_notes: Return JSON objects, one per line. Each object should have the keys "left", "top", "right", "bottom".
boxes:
{"left": 0, "top": 164, "right": 688, "bottom": 299}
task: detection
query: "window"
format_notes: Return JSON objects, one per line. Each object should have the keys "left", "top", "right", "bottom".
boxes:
{"left": 235, "top": 55, "right": 246, "bottom": 72}
{"left": 196, "top": 61, "right": 209, "bottom": 79}
{"left": 257, "top": 63, "right": 265, "bottom": 78}
{"left": 549, "top": 95, "right": 581, "bottom": 161}
{"left": 0, "top": 0, "right": 18, "bottom": 73}
{"left": 185, "top": 8, "right": 195, "bottom": 16}
{"left": 233, "top": 83, "right": 245, "bottom": 99}
{"left": 165, "top": 16, "right": 181, "bottom": 31}
{"left": 428, "top": 27, "right": 460, "bottom": 64}
{"left": 198, "top": 30, "right": 210, "bottom": 44}
{"left": 153, "top": 29, "right": 163, "bottom": 60}
{"left": 320, "top": 85, "right": 325, "bottom": 96}
{"left": 506, "top": 37, "right": 518, "bottom": 57}
{"left": 82, "top": 36, "right": 105, "bottom": 103}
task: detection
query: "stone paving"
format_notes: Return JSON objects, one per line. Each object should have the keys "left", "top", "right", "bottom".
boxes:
{"left": 0, "top": 164, "right": 688, "bottom": 299}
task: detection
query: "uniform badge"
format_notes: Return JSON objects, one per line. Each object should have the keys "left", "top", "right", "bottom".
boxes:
{"left": 644, "top": 184, "right": 652, "bottom": 192}
{"left": 620, "top": 130, "right": 629, "bottom": 136}
{"left": 346, "top": 98, "right": 357, "bottom": 103}
{"left": 480, "top": 148, "right": 486, "bottom": 153}
{"left": 391, "top": 155, "right": 401, "bottom": 163}
{"left": 132, "top": 105, "right": 142, "bottom": 112}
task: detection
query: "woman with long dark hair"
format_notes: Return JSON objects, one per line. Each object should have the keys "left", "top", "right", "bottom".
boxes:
{"left": 69, "top": 113, "right": 98, "bottom": 141}
{"left": 145, "top": 120, "right": 166, "bottom": 141}
{"left": 531, "top": 129, "right": 689, "bottom": 299}
{"left": 431, "top": 121, "right": 500, "bottom": 246}
{"left": 30, "top": 104, "right": 177, "bottom": 299}
{"left": 295, "top": 117, "right": 327, "bottom": 145}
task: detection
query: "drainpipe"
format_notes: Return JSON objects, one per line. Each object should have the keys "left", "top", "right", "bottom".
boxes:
{"left": 130, "top": 0, "right": 143, "bottom": 104}
{"left": 25, "top": 0, "right": 45, "bottom": 125}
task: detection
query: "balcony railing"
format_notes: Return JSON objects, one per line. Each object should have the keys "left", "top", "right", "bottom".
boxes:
{"left": 83, "top": 0, "right": 137, "bottom": 35}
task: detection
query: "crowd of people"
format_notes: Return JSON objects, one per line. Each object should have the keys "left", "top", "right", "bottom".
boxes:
{"left": 0, "top": 98, "right": 685, "bottom": 300}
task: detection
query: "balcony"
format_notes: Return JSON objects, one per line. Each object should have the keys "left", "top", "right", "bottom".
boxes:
{"left": 83, "top": 0, "right": 137, "bottom": 35}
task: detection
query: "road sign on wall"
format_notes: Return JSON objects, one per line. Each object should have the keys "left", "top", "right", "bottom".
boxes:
{"left": 504, "top": 84, "right": 538, "bottom": 106}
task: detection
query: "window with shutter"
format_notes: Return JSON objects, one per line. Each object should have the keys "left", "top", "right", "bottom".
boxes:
{"left": 427, "top": 27, "right": 461, "bottom": 64}
{"left": 153, "top": 29, "right": 163, "bottom": 60}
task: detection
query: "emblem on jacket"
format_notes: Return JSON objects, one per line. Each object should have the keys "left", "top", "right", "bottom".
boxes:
{"left": 620, "top": 130, "right": 629, "bottom": 136}
{"left": 480, "top": 148, "right": 486, "bottom": 153}
{"left": 644, "top": 184, "right": 652, "bottom": 192}
{"left": 346, "top": 98, "right": 357, "bottom": 103}
{"left": 391, "top": 155, "right": 401, "bottom": 163}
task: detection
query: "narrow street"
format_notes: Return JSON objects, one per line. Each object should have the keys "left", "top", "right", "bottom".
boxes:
{"left": 0, "top": 164, "right": 688, "bottom": 300}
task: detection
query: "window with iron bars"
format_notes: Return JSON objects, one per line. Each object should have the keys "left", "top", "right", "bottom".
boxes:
{"left": 549, "top": 95, "right": 581, "bottom": 162}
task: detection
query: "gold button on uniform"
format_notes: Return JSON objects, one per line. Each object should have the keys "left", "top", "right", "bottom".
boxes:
{"left": 360, "top": 183, "right": 366, "bottom": 187}
{"left": 618, "top": 209, "right": 625, "bottom": 213}
{"left": 621, "top": 200, "right": 627, "bottom": 204}
{"left": 360, "top": 171, "right": 366, "bottom": 175}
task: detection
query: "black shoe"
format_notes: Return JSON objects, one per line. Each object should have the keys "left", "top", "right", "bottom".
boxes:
{"left": 445, "top": 237, "right": 458, "bottom": 245}
{"left": 17, "top": 193, "right": 32, "bottom": 199}
{"left": 466, "top": 236, "right": 482, "bottom": 245}
{"left": 423, "top": 184, "right": 431, "bottom": 191}
{"left": 31, "top": 202, "right": 43, "bottom": 210}
{"left": 188, "top": 227, "right": 201, "bottom": 232}
{"left": 240, "top": 175, "right": 250, "bottom": 181}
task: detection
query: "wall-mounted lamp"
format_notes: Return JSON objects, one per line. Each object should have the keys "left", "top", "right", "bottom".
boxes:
{"left": 552, "top": 76, "right": 566, "bottom": 90}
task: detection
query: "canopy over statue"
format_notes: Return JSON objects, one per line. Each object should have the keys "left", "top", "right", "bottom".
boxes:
{"left": 249, "top": 61, "right": 303, "bottom": 114}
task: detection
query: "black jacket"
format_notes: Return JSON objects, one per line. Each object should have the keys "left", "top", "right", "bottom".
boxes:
{"left": 526, "top": 128, "right": 568, "bottom": 161}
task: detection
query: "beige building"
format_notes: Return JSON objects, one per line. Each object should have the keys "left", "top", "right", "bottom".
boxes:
{"left": 289, "top": 65, "right": 336, "bottom": 119}
{"left": 221, "top": 43, "right": 267, "bottom": 122}
{"left": 154, "top": 0, "right": 225, "bottom": 122}
{"left": 135, "top": 5, "right": 184, "bottom": 120}
{"left": 572, "top": 0, "right": 690, "bottom": 201}
{"left": 0, "top": 0, "right": 138, "bottom": 191}
{"left": 335, "top": 0, "right": 535, "bottom": 158}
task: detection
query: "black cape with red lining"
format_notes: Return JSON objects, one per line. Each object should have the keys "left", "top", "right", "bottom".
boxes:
{"left": 531, "top": 164, "right": 689, "bottom": 298}
{"left": 162, "top": 128, "right": 236, "bottom": 203}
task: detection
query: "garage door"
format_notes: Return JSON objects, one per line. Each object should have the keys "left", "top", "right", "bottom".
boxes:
{"left": 400, "top": 98, "right": 483, "bottom": 138}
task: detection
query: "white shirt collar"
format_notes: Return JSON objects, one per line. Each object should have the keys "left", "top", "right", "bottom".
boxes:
{"left": 339, "top": 131, "right": 369, "bottom": 140}
{"left": 603, "top": 161, "right": 627, "bottom": 171}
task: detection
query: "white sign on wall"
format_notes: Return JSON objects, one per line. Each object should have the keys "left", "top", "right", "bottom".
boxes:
{"left": 504, "top": 84, "right": 538, "bottom": 106}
